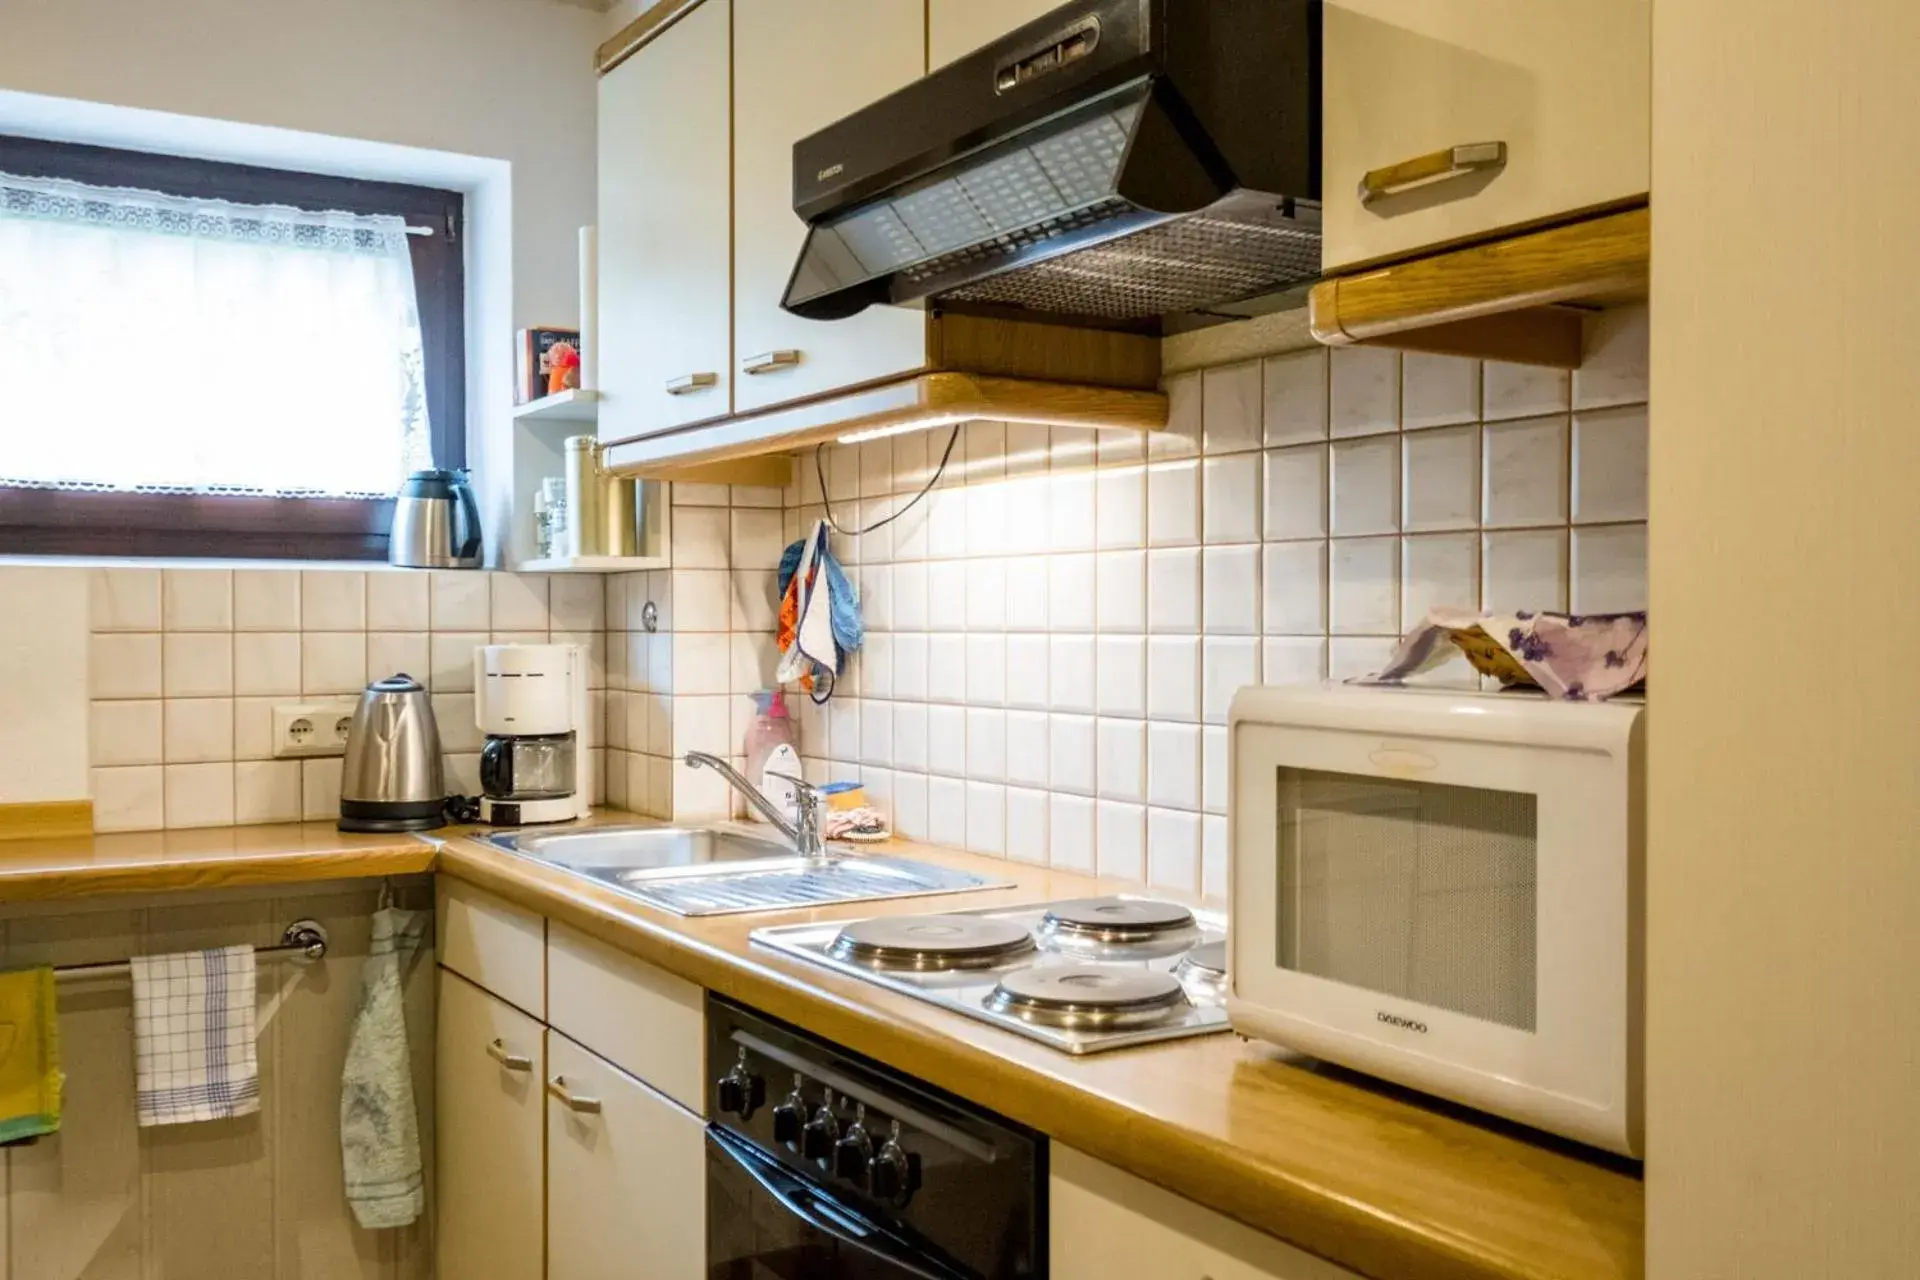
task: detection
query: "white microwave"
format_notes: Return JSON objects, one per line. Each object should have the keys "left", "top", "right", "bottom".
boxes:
{"left": 1226, "top": 684, "right": 1644, "bottom": 1156}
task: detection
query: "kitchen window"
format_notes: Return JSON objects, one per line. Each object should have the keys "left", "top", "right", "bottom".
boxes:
{"left": 0, "top": 135, "right": 465, "bottom": 560}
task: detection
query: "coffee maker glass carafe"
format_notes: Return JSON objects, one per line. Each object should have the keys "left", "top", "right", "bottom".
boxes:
{"left": 479, "top": 733, "right": 577, "bottom": 800}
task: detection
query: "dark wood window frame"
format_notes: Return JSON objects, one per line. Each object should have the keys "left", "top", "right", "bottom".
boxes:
{"left": 0, "top": 135, "right": 466, "bottom": 560}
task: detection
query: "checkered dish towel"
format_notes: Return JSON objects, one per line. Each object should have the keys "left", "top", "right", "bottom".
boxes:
{"left": 129, "top": 945, "right": 260, "bottom": 1127}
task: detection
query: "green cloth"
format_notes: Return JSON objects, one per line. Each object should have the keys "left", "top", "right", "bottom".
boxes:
{"left": 0, "top": 966, "right": 60, "bottom": 1143}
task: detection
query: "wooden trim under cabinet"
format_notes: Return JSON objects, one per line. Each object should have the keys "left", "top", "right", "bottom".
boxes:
{"left": 1309, "top": 204, "right": 1650, "bottom": 368}
{"left": 598, "top": 0, "right": 711, "bottom": 75}
{"left": 926, "top": 311, "right": 1162, "bottom": 390}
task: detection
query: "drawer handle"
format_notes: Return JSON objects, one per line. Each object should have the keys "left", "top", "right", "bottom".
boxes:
{"left": 547, "top": 1075, "right": 603, "bottom": 1114}
{"left": 665, "top": 372, "right": 719, "bottom": 395}
{"left": 742, "top": 349, "right": 802, "bottom": 375}
{"left": 486, "top": 1039, "right": 533, "bottom": 1072}
{"left": 1358, "top": 141, "right": 1507, "bottom": 206}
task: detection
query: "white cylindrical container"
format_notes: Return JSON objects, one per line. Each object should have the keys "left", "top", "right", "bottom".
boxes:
{"left": 578, "top": 226, "right": 598, "bottom": 392}
{"left": 562, "top": 435, "right": 604, "bottom": 558}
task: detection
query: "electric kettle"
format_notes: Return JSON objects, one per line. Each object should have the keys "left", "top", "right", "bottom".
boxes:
{"left": 338, "top": 675, "right": 447, "bottom": 832}
{"left": 389, "top": 468, "right": 482, "bottom": 568}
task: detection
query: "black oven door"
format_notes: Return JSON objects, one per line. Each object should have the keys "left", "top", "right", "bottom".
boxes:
{"left": 707, "top": 1126, "right": 971, "bottom": 1280}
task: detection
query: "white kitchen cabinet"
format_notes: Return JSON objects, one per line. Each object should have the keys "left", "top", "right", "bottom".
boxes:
{"left": 731, "top": 0, "right": 928, "bottom": 414}
{"left": 597, "top": 0, "right": 734, "bottom": 442}
{"left": 437, "top": 970, "right": 546, "bottom": 1280}
{"left": 1321, "top": 0, "right": 1649, "bottom": 273}
{"left": 929, "top": 0, "right": 1065, "bottom": 69}
{"left": 1050, "top": 1147, "right": 1364, "bottom": 1280}
{"left": 546, "top": 1031, "right": 707, "bottom": 1280}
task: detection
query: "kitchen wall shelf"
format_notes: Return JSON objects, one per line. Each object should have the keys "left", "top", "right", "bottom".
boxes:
{"left": 514, "top": 553, "right": 670, "bottom": 574}
{"left": 513, "top": 389, "right": 602, "bottom": 423}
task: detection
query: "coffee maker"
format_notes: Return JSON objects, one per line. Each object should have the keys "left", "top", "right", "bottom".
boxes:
{"left": 473, "top": 643, "right": 591, "bottom": 826}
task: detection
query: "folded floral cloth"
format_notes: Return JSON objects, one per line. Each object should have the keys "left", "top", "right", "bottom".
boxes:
{"left": 821, "top": 806, "right": 889, "bottom": 841}
{"left": 1357, "top": 607, "right": 1648, "bottom": 701}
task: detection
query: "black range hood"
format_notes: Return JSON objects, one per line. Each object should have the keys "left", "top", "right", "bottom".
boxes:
{"left": 782, "top": 0, "right": 1321, "bottom": 328}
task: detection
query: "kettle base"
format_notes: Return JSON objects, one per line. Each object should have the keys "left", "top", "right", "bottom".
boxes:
{"left": 338, "top": 797, "right": 447, "bottom": 833}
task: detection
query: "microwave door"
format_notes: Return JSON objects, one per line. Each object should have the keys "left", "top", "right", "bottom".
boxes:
{"left": 1275, "top": 769, "right": 1540, "bottom": 1035}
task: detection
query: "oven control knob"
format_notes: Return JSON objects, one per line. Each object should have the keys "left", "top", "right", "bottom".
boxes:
{"left": 802, "top": 1089, "right": 841, "bottom": 1163}
{"left": 716, "top": 1050, "right": 766, "bottom": 1120}
{"left": 833, "top": 1103, "right": 875, "bottom": 1183}
{"left": 771, "top": 1074, "right": 807, "bottom": 1148}
{"left": 868, "top": 1121, "right": 918, "bottom": 1205}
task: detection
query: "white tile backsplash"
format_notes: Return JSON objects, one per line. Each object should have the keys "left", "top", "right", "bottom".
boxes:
{"left": 760, "top": 307, "right": 1649, "bottom": 900}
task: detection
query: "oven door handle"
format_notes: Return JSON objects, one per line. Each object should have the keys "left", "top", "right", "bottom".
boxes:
{"left": 707, "top": 1127, "right": 966, "bottom": 1280}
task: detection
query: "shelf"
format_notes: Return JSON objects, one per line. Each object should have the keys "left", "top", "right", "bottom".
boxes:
{"left": 512, "top": 389, "right": 603, "bottom": 424}
{"left": 514, "top": 553, "right": 670, "bottom": 574}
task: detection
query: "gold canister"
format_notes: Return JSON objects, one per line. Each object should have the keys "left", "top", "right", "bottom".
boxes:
{"left": 602, "top": 471, "right": 638, "bottom": 557}
{"left": 562, "top": 435, "right": 604, "bottom": 557}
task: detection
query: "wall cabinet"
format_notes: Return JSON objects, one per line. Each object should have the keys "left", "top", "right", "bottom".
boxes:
{"left": 1050, "top": 1147, "right": 1364, "bottom": 1280}
{"left": 597, "top": 0, "right": 733, "bottom": 442}
{"left": 731, "top": 0, "right": 927, "bottom": 414}
{"left": 1321, "top": 0, "right": 1650, "bottom": 273}
{"left": 437, "top": 970, "right": 546, "bottom": 1280}
{"left": 547, "top": 1031, "right": 707, "bottom": 1280}
{"left": 928, "top": 0, "right": 1065, "bottom": 69}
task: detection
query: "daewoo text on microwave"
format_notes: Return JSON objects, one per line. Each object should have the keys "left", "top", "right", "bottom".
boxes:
{"left": 1227, "top": 684, "right": 1644, "bottom": 1156}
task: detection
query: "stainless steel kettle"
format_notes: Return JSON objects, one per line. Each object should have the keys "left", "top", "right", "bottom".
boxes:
{"left": 389, "top": 468, "right": 482, "bottom": 568}
{"left": 338, "top": 675, "right": 447, "bottom": 832}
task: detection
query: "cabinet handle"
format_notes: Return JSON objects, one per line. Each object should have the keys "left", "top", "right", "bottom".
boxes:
{"left": 742, "top": 349, "right": 802, "bottom": 375}
{"left": 546, "top": 1075, "right": 603, "bottom": 1114}
{"left": 665, "top": 372, "right": 719, "bottom": 395}
{"left": 1357, "top": 141, "right": 1507, "bottom": 206}
{"left": 486, "top": 1039, "right": 533, "bottom": 1072}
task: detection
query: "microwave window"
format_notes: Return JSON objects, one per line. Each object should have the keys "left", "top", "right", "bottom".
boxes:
{"left": 1276, "top": 768, "right": 1539, "bottom": 1032}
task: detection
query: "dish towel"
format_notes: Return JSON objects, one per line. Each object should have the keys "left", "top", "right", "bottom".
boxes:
{"left": 341, "top": 906, "right": 429, "bottom": 1229}
{"left": 1357, "top": 606, "right": 1649, "bottom": 701}
{"left": 776, "top": 519, "right": 864, "bottom": 698}
{"left": 129, "top": 945, "right": 260, "bottom": 1127}
{"left": 0, "top": 966, "right": 61, "bottom": 1144}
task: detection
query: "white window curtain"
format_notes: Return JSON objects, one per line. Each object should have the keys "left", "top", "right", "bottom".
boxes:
{"left": 0, "top": 171, "right": 432, "bottom": 498}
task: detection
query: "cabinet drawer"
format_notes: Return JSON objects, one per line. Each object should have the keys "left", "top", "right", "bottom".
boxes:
{"left": 436, "top": 971, "right": 544, "bottom": 1280}
{"left": 437, "top": 878, "right": 545, "bottom": 1019}
{"left": 547, "top": 922, "right": 705, "bottom": 1112}
{"left": 546, "top": 1031, "right": 706, "bottom": 1280}
{"left": 1050, "top": 1147, "right": 1363, "bottom": 1280}
{"left": 1322, "top": 0, "right": 1649, "bottom": 273}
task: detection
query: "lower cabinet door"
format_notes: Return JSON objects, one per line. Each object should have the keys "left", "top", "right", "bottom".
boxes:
{"left": 1051, "top": 1147, "right": 1364, "bottom": 1280}
{"left": 437, "top": 969, "right": 545, "bottom": 1280}
{"left": 547, "top": 1030, "right": 707, "bottom": 1280}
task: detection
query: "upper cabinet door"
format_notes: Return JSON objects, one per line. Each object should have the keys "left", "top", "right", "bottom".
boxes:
{"left": 928, "top": 0, "right": 1066, "bottom": 69}
{"left": 1322, "top": 0, "right": 1650, "bottom": 273}
{"left": 731, "top": 0, "right": 927, "bottom": 414}
{"left": 598, "top": 0, "right": 733, "bottom": 443}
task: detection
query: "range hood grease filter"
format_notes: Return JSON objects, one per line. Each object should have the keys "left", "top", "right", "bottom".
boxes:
{"left": 783, "top": 0, "right": 1322, "bottom": 327}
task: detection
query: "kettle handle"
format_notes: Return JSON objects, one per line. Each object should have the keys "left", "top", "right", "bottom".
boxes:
{"left": 453, "top": 471, "right": 482, "bottom": 562}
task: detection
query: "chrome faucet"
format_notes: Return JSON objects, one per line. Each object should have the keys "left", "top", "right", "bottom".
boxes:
{"left": 682, "top": 751, "right": 827, "bottom": 861}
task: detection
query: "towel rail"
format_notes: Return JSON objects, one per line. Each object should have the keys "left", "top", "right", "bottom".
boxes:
{"left": 49, "top": 919, "right": 330, "bottom": 982}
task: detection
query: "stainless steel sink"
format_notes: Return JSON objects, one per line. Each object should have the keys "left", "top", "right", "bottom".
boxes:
{"left": 482, "top": 824, "right": 1006, "bottom": 917}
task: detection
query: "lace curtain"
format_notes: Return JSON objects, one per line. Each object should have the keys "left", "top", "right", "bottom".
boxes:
{"left": 0, "top": 171, "right": 432, "bottom": 498}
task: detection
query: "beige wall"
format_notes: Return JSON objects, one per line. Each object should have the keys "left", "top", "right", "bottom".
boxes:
{"left": 1647, "top": 2, "right": 1920, "bottom": 1275}
{"left": 0, "top": 878, "right": 436, "bottom": 1280}
{"left": 0, "top": 0, "right": 601, "bottom": 330}
{"left": 0, "top": 568, "right": 88, "bottom": 805}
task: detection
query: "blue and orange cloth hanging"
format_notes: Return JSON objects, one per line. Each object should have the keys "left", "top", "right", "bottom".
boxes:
{"left": 776, "top": 520, "right": 863, "bottom": 701}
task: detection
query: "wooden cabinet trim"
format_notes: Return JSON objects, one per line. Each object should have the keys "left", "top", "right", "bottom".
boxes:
{"left": 602, "top": 372, "right": 1168, "bottom": 472}
{"left": 596, "top": 0, "right": 710, "bottom": 75}
{"left": 1309, "top": 205, "right": 1649, "bottom": 367}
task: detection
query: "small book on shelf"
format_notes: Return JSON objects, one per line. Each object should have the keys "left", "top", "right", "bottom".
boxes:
{"left": 516, "top": 326, "right": 582, "bottom": 405}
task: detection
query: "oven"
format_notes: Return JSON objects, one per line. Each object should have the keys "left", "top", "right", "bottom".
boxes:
{"left": 705, "top": 998, "right": 1043, "bottom": 1279}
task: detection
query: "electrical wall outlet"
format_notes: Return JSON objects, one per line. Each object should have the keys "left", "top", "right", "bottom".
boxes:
{"left": 271, "top": 700, "right": 361, "bottom": 759}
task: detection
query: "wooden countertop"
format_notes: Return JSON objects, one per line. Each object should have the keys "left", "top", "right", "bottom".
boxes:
{"left": 0, "top": 822, "right": 435, "bottom": 901}
{"left": 0, "top": 813, "right": 1642, "bottom": 1279}
{"left": 433, "top": 822, "right": 1645, "bottom": 1280}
